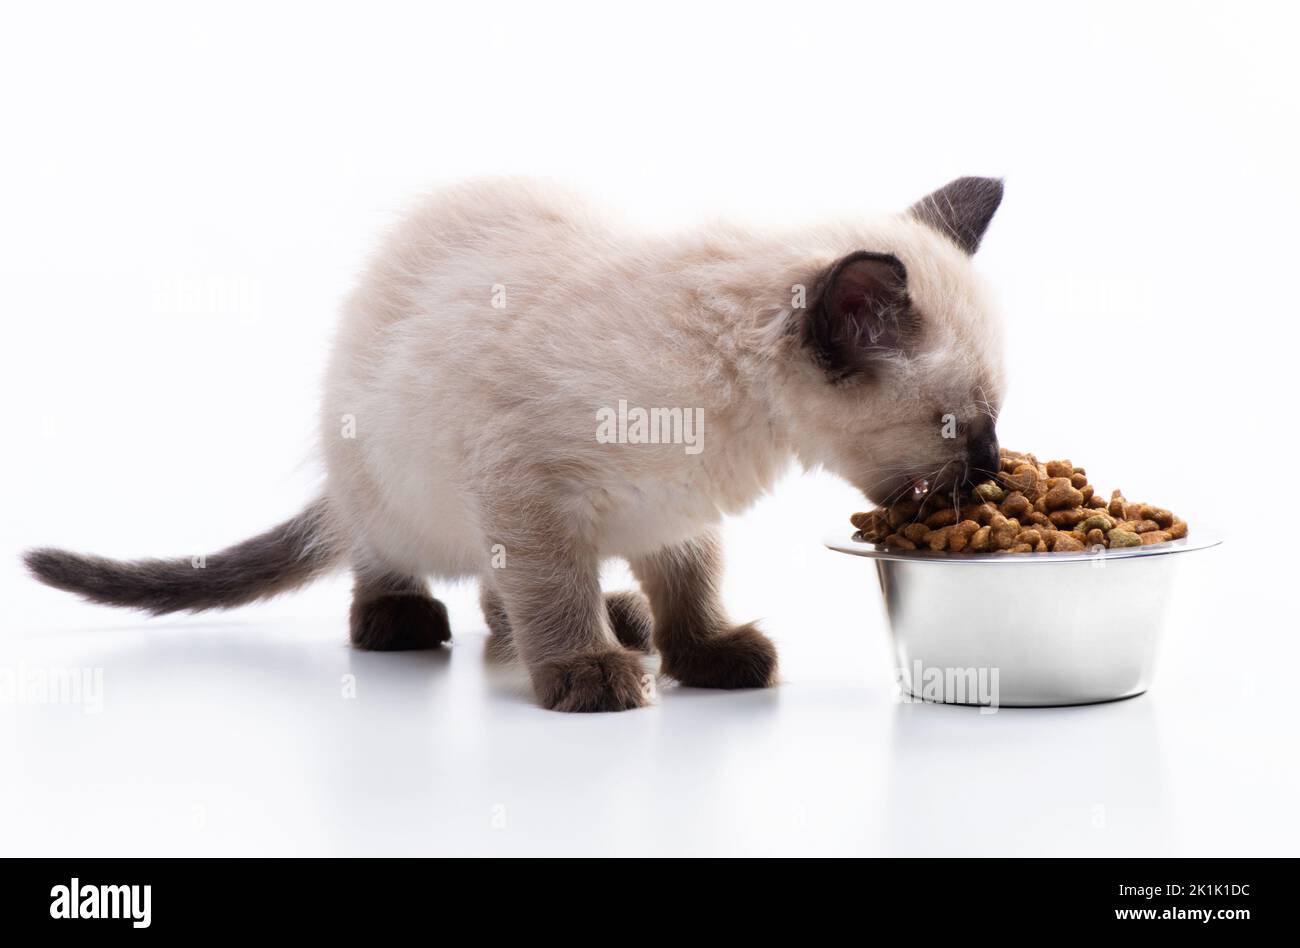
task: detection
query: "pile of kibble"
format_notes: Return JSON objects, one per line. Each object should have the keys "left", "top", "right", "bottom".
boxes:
{"left": 850, "top": 449, "right": 1189, "bottom": 553}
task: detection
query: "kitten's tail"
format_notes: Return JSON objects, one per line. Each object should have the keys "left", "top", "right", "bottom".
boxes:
{"left": 23, "top": 499, "right": 340, "bottom": 615}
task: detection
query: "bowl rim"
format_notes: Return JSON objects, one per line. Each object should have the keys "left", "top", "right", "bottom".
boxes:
{"left": 823, "top": 525, "right": 1224, "bottom": 564}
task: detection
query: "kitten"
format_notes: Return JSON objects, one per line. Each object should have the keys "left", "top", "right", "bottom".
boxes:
{"left": 26, "top": 176, "right": 1006, "bottom": 712}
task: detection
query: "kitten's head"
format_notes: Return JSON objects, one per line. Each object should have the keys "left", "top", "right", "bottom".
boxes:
{"left": 778, "top": 177, "right": 1007, "bottom": 506}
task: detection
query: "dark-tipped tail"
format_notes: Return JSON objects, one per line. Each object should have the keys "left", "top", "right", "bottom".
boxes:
{"left": 24, "top": 499, "right": 339, "bottom": 615}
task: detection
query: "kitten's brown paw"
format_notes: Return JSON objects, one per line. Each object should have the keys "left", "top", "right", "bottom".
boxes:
{"left": 350, "top": 594, "right": 452, "bottom": 650}
{"left": 605, "top": 590, "right": 653, "bottom": 653}
{"left": 533, "top": 649, "right": 651, "bottom": 712}
{"left": 662, "top": 623, "right": 778, "bottom": 689}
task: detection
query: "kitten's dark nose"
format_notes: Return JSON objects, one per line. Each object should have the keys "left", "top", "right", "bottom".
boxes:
{"left": 964, "top": 425, "right": 1000, "bottom": 486}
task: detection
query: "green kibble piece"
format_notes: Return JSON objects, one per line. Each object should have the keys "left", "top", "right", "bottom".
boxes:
{"left": 1078, "top": 514, "right": 1115, "bottom": 534}
{"left": 1108, "top": 529, "right": 1141, "bottom": 548}
{"left": 971, "top": 481, "right": 1006, "bottom": 504}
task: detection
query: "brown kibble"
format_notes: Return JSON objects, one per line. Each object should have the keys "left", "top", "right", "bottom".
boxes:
{"left": 998, "top": 469, "right": 1037, "bottom": 496}
{"left": 901, "top": 523, "right": 931, "bottom": 543}
{"left": 924, "top": 508, "right": 959, "bottom": 528}
{"left": 949, "top": 520, "right": 979, "bottom": 553}
{"left": 1045, "top": 482, "right": 1084, "bottom": 511}
{"left": 1139, "top": 505, "right": 1175, "bottom": 528}
{"left": 990, "top": 518, "right": 1019, "bottom": 550}
{"left": 1050, "top": 533, "right": 1085, "bottom": 552}
{"left": 927, "top": 525, "right": 955, "bottom": 551}
{"left": 851, "top": 509, "right": 890, "bottom": 542}
{"left": 1001, "top": 491, "right": 1032, "bottom": 518}
{"left": 852, "top": 450, "right": 1188, "bottom": 554}
{"left": 1049, "top": 507, "right": 1089, "bottom": 527}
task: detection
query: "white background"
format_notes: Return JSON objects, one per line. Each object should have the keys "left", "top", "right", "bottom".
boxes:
{"left": 1, "top": 0, "right": 1296, "bottom": 855}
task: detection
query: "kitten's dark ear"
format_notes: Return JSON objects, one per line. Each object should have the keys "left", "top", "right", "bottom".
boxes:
{"left": 908, "top": 177, "right": 1004, "bottom": 254}
{"left": 804, "top": 251, "right": 914, "bottom": 381}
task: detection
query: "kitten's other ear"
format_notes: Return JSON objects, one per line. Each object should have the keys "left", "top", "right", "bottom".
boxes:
{"left": 804, "top": 251, "right": 915, "bottom": 380}
{"left": 908, "top": 177, "right": 1004, "bottom": 254}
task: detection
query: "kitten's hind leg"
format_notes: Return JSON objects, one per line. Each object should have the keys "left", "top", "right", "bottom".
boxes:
{"left": 350, "top": 566, "right": 451, "bottom": 651}
{"left": 480, "top": 584, "right": 651, "bottom": 660}
{"left": 480, "top": 583, "right": 517, "bottom": 662}
{"left": 603, "top": 590, "right": 653, "bottom": 652}
{"left": 630, "top": 529, "right": 777, "bottom": 689}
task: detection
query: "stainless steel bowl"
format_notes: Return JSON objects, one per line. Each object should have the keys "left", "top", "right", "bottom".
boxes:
{"left": 824, "top": 528, "right": 1223, "bottom": 707}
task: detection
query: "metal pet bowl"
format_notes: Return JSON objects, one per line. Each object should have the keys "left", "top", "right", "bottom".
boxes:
{"left": 824, "top": 528, "right": 1223, "bottom": 707}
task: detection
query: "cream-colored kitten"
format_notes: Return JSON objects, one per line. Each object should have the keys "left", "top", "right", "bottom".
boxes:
{"left": 27, "top": 177, "right": 1006, "bottom": 712}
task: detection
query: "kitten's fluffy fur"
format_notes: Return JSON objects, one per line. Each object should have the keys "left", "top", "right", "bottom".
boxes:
{"left": 27, "top": 177, "right": 1006, "bottom": 712}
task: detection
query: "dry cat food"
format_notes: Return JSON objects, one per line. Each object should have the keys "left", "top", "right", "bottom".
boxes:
{"left": 849, "top": 448, "right": 1189, "bottom": 554}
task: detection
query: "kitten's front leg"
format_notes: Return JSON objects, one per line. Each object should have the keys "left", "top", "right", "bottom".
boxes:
{"left": 489, "top": 510, "right": 650, "bottom": 712}
{"left": 630, "top": 530, "right": 778, "bottom": 689}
